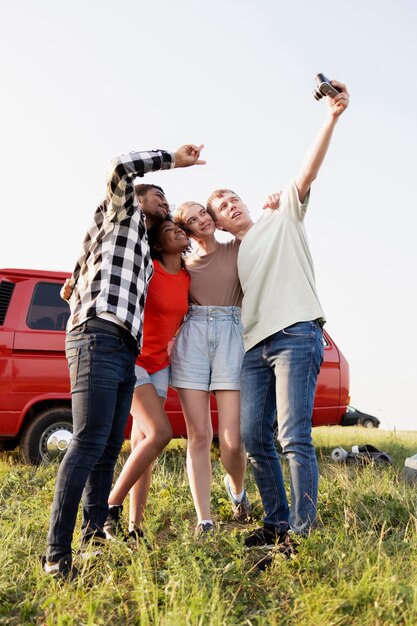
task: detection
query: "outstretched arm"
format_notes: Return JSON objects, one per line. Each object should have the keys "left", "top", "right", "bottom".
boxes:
{"left": 295, "top": 80, "right": 350, "bottom": 202}
{"left": 106, "top": 144, "right": 205, "bottom": 222}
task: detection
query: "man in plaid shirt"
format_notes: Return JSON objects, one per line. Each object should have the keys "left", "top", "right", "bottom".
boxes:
{"left": 43, "top": 144, "right": 204, "bottom": 579}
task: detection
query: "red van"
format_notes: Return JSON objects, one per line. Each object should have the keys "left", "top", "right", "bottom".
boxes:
{"left": 0, "top": 268, "right": 350, "bottom": 464}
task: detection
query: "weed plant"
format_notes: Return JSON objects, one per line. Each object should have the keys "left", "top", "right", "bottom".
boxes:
{"left": 0, "top": 427, "right": 416, "bottom": 625}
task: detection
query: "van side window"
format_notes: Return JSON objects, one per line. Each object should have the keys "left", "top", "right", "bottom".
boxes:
{"left": 27, "top": 282, "right": 70, "bottom": 331}
{"left": 0, "top": 280, "right": 16, "bottom": 325}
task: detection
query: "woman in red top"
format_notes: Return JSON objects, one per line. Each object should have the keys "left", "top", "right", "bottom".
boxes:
{"left": 104, "top": 216, "right": 190, "bottom": 539}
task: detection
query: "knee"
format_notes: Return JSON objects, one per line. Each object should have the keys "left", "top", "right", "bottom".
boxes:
{"left": 187, "top": 428, "right": 212, "bottom": 451}
{"left": 221, "top": 436, "right": 244, "bottom": 458}
{"left": 280, "top": 437, "right": 315, "bottom": 459}
{"left": 98, "top": 440, "right": 124, "bottom": 466}
{"left": 240, "top": 422, "right": 256, "bottom": 454}
{"left": 158, "top": 423, "right": 173, "bottom": 449}
{"left": 148, "top": 423, "right": 173, "bottom": 451}
{"left": 71, "top": 433, "right": 108, "bottom": 455}
{"left": 242, "top": 424, "right": 278, "bottom": 459}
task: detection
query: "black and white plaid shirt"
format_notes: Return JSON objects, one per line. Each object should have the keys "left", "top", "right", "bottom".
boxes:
{"left": 67, "top": 149, "right": 174, "bottom": 348}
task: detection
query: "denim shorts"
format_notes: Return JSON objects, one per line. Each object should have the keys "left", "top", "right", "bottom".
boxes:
{"left": 134, "top": 365, "right": 170, "bottom": 399}
{"left": 170, "top": 306, "right": 244, "bottom": 391}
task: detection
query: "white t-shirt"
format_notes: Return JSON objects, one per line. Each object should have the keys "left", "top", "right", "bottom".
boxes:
{"left": 237, "top": 180, "right": 325, "bottom": 352}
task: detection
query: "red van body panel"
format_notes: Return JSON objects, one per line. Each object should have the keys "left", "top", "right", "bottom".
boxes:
{"left": 0, "top": 268, "right": 350, "bottom": 461}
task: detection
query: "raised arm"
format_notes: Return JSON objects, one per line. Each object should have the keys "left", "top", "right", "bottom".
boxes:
{"left": 295, "top": 80, "right": 350, "bottom": 202}
{"left": 106, "top": 144, "right": 205, "bottom": 222}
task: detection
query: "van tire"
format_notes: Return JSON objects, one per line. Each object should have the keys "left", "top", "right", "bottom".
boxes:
{"left": 20, "top": 407, "right": 73, "bottom": 465}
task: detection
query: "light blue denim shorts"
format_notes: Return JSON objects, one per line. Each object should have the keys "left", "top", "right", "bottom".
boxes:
{"left": 134, "top": 364, "right": 170, "bottom": 399}
{"left": 170, "top": 306, "right": 244, "bottom": 391}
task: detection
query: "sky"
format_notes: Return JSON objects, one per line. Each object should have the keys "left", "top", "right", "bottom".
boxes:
{"left": 1, "top": 0, "right": 416, "bottom": 431}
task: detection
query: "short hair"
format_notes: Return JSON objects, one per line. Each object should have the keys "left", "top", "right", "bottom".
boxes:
{"left": 134, "top": 183, "right": 165, "bottom": 199}
{"left": 206, "top": 189, "right": 240, "bottom": 215}
{"left": 173, "top": 201, "right": 212, "bottom": 234}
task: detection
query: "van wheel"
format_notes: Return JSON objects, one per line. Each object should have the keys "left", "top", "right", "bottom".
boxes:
{"left": 20, "top": 407, "right": 73, "bottom": 465}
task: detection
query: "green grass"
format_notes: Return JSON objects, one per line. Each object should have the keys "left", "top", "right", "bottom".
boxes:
{"left": 1, "top": 427, "right": 416, "bottom": 625}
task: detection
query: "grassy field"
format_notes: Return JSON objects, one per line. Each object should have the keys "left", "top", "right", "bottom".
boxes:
{"left": 1, "top": 427, "right": 416, "bottom": 626}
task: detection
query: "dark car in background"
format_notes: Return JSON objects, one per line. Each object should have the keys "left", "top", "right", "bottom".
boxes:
{"left": 341, "top": 405, "right": 380, "bottom": 428}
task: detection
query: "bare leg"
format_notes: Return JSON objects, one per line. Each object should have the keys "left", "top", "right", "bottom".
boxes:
{"left": 216, "top": 390, "right": 247, "bottom": 496}
{"left": 177, "top": 388, "right": 212, "bottom": 522}
{"left": 128, "top": 419, "right": 154, "bottom": 530}
{"left": 108, "top": 385, "right": 171, "bottom": 506}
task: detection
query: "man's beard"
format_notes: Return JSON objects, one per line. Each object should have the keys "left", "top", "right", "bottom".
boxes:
{"left": 153, "top": 208, "right": 170, "bottom": 224}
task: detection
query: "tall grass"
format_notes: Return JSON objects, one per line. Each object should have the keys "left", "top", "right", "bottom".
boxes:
{"left": 1, "top": 427, "right": 416, "bottom": 625}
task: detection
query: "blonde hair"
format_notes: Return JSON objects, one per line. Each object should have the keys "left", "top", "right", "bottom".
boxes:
{"left": 206, "top": 189, "right": 240, "bottom": 215}
{"left": 174, "top": 201, "right": 216, "bottom": 234}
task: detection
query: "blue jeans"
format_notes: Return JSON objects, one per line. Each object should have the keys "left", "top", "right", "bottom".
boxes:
{"left": 170, "top": 306, "right": 244, "bottom": 391}
{"left": 240, "top": 321, "right": 324, "bottom": 534}
{"left": 46, "top": 324, "right": 137, "bottom": 561}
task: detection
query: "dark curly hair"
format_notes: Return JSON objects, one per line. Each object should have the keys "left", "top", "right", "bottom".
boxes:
{"left": 147, "top": 215, "right": 190, "bottom": 267}
{"left": 134, "top": 183, "right": 165, "bottom": 199}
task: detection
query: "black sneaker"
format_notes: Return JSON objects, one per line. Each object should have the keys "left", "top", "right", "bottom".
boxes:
{"left": 256, "top": 554, "right": 274, "bottom": 571}
{"left": 276, "top": 532, "right": 299, "bottom": 557}
{"left": 103, "top": 504, "right": 124, "bottom": 540}
{"left": 256, "top": 533, "right": 299, "bottom": 569}
{"left": 194, "top": 522, "right": 214, "bottom": 536}
{"left": 125, "top": 525, "right": 153, "bottom": 552}
{"left": 41, "top": 555, "right": 78, "bottom": 581}
{"left": 126, "top": 525, "right": 144, "bottom": 542}
{"left": 244, "top": 524, "right": 287, "bottom": 549}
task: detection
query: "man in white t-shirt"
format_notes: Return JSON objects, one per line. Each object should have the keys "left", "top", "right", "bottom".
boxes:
{"left": 207, "top": 79, "right": 349, "bottom": 554}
